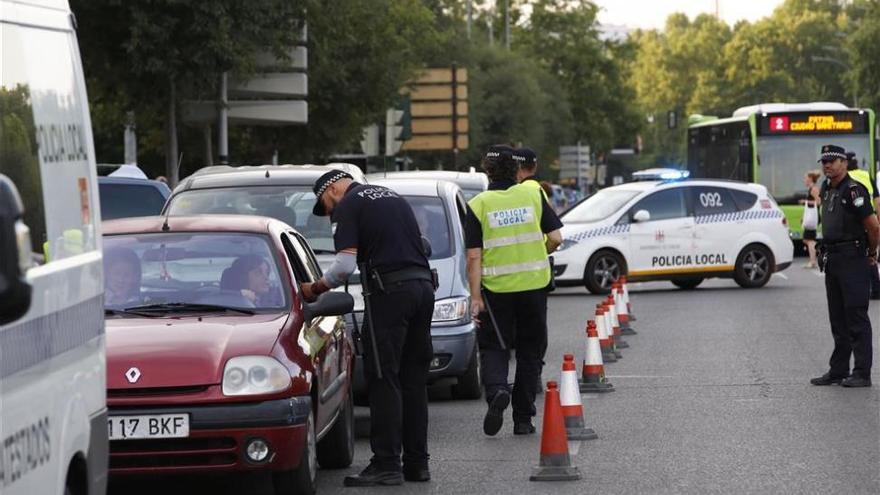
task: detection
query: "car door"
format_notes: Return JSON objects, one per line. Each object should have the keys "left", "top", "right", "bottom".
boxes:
{"left": 688, "top": 186, "right": 740, "bottom": 271}
{"left": 624, "top": 187, "right": 696, "bottom": 275}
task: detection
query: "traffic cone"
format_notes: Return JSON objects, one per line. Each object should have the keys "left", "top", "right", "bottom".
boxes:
{"left": 614, "top": 282, "right": 637, "bottom": 335}
{"left": 596, "top": 306, "right": 617, "bottom": 363}
{"left": 603, "top": 302, "right": 623, "bottom": 358}
{"left": 605, "top": 295, "right": 629, "bottom": 349}
{"left": 581, "top": 321, "right": 614, "bottom": 393}
{"left": 530, "top": 381, "right": 582, "bottom": 482}
{"left": 560, "top": 354, "right": 598, "bottom": 441}
{"left": 620, "top": 275, "right": 636, "bottom": 321}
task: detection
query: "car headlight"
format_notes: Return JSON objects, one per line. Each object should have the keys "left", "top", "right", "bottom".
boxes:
{"left": 433, "top": 296, "right": 469, "bottom": 324}
{"left": 222, "top": 356, "right": 290, "bottom": 396}
{"left": 557, "top": 239, "right": 577, "bottom": 252}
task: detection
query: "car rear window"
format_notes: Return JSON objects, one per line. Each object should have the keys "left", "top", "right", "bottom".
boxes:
{"left": 690, "top": 186, "right": 737, "bottom": 216}
{"left": 729, "top": 189, "right": 758, "bottom": 211}
{"left": 100, "top": 183, "right": 167, "bottom": 220}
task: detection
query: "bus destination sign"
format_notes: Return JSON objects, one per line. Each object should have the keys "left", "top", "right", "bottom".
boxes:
{"left": 761, "top": 112, "right": 868, "bottom": 135}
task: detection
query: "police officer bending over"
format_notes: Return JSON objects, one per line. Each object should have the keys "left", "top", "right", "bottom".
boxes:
{"left": 466, "top": 145, "right": 563, "bottom": 435}
{"left": 302, "top": 170, "right": 435, "bottom": 485}
{"left": 811, "top": 145, "right": 880, "bottom": 388}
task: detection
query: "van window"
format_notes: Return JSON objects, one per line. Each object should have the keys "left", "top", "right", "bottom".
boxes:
{"left": 0, "top": 22, "right": 98, "bottom": 264}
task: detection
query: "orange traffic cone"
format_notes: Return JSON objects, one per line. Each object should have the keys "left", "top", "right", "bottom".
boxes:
{"left": 614, "top": 282, "right": 637, "bottom": 335}
{"left": 596, "top": 306, "right": 617, "bottom": 363}
{"left": 581, "top": 321, "right": 614, "bottom": 393}
{"left": 530, "top": 381, "right": 582, "bottom": 482}
{"left": 620, "top": 275, "right": 636, "bottom": 321}
{"left": 560, "top": 354, "right": 598, "bottom": 441}
{"left": 602, "top": 302, "right": 623, "bottom": 358}
{"left": 606, "top": 295, "right": 629, "bottom": 349}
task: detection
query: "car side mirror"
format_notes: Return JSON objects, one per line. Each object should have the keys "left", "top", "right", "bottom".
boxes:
{"left": 302, "top": 291, "right": 354, "bottom": 321}
{"left": 633, "top": 210, "right": 651, "bottom": 223}
{"left": 0, "top": 174, "right": 33, "bottom": 325}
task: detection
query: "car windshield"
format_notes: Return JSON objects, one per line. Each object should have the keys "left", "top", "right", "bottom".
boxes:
{"left": 99, "top": 183, "right": 167, "bottom": 220}
{"left": 561, "top": 189, "right": 640, "bottom": 223}
{"left": 405, "top": 196, "right": 453, "bottom": 259}
{"left": 103, "top": 233, "right": 287, "bottom": 312}
{"left": 165, "top": 186, "right": 334, "bottom": 252}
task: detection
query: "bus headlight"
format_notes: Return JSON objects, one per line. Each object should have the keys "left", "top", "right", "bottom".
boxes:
{"left": 222, "top": 356, "right": 290, "bottom": 396}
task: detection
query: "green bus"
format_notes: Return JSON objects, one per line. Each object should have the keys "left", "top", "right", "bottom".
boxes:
{"left": 687, "top": 102, "right": 877, "bottom": 240}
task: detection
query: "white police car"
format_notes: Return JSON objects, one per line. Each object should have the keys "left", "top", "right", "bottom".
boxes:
{"left": 553, "top": 179, "right": 793, "bottom": 293}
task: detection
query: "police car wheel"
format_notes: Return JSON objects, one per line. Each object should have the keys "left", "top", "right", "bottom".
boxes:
{"left": 734, "top": 244, "right": 773, "bottom": 289}
{"left": 671, "top": 278, "right": 703, "bottom": 290}
{"left": 584, "top": 250, "right": 625, "bottom": 294}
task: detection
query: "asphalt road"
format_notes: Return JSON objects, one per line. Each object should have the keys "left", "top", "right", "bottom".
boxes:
{"left": 110, "top": 265, "right": 880, "bottom": 494}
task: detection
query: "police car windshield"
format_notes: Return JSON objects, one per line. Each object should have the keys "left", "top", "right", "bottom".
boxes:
{"left": 166, "top": 186, "right": 334, "bottom": 252}
{"left": 404, "top": 196, "right": 453, "bottom": 260}
{"left": 103, "top": 233, "right": 288, "bottom": 312}
{"left": 561, "top": 189, "right": 640, "bottom": 223}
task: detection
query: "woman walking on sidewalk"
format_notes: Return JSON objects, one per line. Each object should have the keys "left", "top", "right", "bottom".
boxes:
{"left": 801, "top": 171, "right": 822, "bottom": 268}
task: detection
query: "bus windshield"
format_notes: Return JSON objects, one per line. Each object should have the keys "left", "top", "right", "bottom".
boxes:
{"left": 757, "top": 135, "right": 871, "bottom": 203}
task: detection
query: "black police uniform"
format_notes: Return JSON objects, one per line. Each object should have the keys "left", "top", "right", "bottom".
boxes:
{"left": 819, "top": 174, "right": 874, "bottom": 382}
{"left": 332, "top": 183, "right": 435, "bottom": 475}
{"left": 464, "top": 179, "right": 563, "bottom": 427}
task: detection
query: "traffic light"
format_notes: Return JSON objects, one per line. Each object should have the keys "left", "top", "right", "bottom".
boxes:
{"left": 385, "top": 96, "right": 411, "bottom": 156}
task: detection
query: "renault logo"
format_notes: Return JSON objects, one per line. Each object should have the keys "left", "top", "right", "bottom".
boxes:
{"left": 125, "top": 367, "right": 141, "bottom": 384}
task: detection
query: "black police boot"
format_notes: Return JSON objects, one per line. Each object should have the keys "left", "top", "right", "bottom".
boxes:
{"left": 403, "top": 464, "right": 431, "bottom": 482}
{"left": 483, "top": 389, "right": 510, "bottom": 436}
{"left": 513, "top": 421, "right": 536, "bottom": 435}
{"left": 841, "top": 375, "right": 872, "bottom": 388}
{"left": 810, "top": 372, "right": 845, "bottom": 386}
{"left": 343, "top": 463, "right": 404, "bottom": 487}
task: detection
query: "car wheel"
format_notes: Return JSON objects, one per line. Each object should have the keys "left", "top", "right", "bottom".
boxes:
{"left": 671, "top": 278, "right": 703, "bottom": 290}
{"left": 584, "top": 250, "right": 624, "bottom": 294}
{"left": 273, "top": 409, "right": 317, "bottom": 495}
{"left": 734, "top": 244, "right": 773, "bottom": 288}
{"left": 452, "top": 345, "right": 482, "bottom": 400}
{"left": 316, "top": 385, "right": 355, "bottom": 469}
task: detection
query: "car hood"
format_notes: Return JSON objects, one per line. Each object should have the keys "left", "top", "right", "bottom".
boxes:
{"left": 106, "top": 313, "right": 288, "bottom": 389}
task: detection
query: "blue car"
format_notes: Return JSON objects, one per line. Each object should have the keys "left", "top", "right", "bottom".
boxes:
{"left": 98, "top": 176, "right": 171, "bottom": 221}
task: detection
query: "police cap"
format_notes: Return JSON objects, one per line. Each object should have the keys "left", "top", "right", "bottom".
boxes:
{"left": 514, "top": 147, "right": 538, "bottom": 168}
{"left": 312, "top": 170, "right": 353, "bottom": 216}
{"left": 818, "top": 144, "right": 847, "bottom": 163}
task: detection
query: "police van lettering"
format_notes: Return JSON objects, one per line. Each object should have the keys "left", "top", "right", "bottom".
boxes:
{"left": 0, "top": 417, "right": 51, "bottom": 488}
{"left": 357, "top": 187, "right": 399, "bottom": 201}
{"left": 652, "top": 253, "right": 728, "bottom": 267}
{"left": 488, "top": 207, "right": 535, "bottom": 229}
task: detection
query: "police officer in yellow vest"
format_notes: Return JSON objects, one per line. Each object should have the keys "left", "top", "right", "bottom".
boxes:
{"left": 514, "top": 147, "right": 548, "bottom": 201}
{"left": 847, "top": 151, "right": 880, "bottom": 299}
{"left": 465, "top": 145, "right": 563, "bottom": 436}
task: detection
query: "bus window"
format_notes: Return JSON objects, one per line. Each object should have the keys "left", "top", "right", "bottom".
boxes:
{"left": 687, "top": 121, "right": 751, "bottom": 182}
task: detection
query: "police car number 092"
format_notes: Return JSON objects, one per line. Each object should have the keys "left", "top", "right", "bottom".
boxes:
{"left": 108, "top": 414, "right": 190, "bottom": 440}
{"left": 699, "top": 192, "right": 723, "bottom": 208}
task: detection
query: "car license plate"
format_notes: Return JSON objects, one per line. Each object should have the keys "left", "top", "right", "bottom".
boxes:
{"left": 108, "top": 414, "right": 190, "bottom": 440}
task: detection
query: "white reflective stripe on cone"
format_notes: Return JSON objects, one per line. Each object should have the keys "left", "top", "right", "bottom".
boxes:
{"left": 616, "top": 290, "right": 628, "bottom": 316}
{"left": 483, "top": 231, "right": 544, "bottom": 249}
{"left": 596, "top": 313, "right": 609, "bottom": 339}
{"left": 586, "top": 335, "right": 604, "bottom": 365}
{"left": 482, "top": 258, "right": 550, "bottom": 276}
{"left": 560, "top": 370, "right": 581, "bottom": 407}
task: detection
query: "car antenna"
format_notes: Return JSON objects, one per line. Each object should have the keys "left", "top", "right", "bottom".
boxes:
{"left": 265, "top": 169, "right": 270, "bottom": 178}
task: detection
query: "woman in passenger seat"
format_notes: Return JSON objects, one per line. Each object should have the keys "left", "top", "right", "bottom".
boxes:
{"left": 222, "top": 255, "right": 280, "bottom": 307}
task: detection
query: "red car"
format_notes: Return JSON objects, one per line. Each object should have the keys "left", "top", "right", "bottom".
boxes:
{"left": 102, "top": 215, "right": 354, "bottom": 494}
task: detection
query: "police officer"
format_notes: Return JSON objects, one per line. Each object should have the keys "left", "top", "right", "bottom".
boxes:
{"left": 466, "top": 145, "right": 563, "bottom": 435}
{"left": 302, "top": 170, "right": 435, "bottom": 485}
{"left": 810, "top": 145, "right": 880, "bottom": 388}
{"left": 514, "top": 147, "right": 548, "bottom": 200}
{"left": 846, "top": 151, "right": 880, "bottom": 299}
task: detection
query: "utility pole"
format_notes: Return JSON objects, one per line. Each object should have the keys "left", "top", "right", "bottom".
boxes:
{"left": 123, "top": 111, "right": 137, "bottom": 165}
{"left": 504, "top": 0, "right": 510, "bottom": 50}
{"left": 488, "top": 10, "right": 494, "bottom": 46}
{"left": 217, "top": 72, "right": 229, "bottom": 165}
{"left": 466, "top": 0, "right": 472, "bottom": 40}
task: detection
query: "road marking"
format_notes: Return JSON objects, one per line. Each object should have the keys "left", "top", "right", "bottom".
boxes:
{"left": 774, "top": 273, "right": 789, "bottom": 280}
{"left": 606, "top": 375, "right": 675, "bottom": 379}
{"left": 813, "top": 271, "right": 824, "bottom": 277}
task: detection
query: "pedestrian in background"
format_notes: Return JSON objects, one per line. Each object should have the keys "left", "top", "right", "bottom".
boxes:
{"left": 801, "top": 171, "right": 821, "bottom": 268}
{"left": 465, "top": 145, "right": 563, "bottom": 435}
{"left": 846, "top": 151, "right": 880, "bottom": 299}
{"left": 811, "top": 145, "right": 880, "bottom": 388}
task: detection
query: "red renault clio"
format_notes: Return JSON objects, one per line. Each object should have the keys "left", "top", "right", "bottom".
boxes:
{"left": 102, "top": 215, "right": 354, "bottom": 494}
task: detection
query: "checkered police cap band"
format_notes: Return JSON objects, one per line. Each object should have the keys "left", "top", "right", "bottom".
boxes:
{"left": 486, "top": 152, "right": 501, "bottom": 158}
{"left": 512, "top": 155, "right": 526, "bottom": 162}
{"left": 819, "top": 151, "right": 847, "bottom": 162}
{"left": 315, "top": 172, "right": 349, "bottom": 198}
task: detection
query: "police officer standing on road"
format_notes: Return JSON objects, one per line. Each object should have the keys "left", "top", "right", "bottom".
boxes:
{"left": 302, "top": 170, "right": 435, "bottom": 486}
{"left": 811, "top": 145, "right": 880, "bottom": 388}
{"left": 846, "top": 151, "right": 880, "bottom": 299}
{"left": 466, "top": 145, "right": 563, "bottom": 435}
{"left": 514, "top": 147, "right": 548, "bottom": 201}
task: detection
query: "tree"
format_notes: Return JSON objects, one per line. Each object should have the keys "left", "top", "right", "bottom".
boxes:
{"left": 847, "top": 0, "right": 880, "bottom": 109}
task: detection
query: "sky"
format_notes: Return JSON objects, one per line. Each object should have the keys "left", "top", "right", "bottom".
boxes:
{"left": 592, "top": 0, "right": 786, "bottom": 29}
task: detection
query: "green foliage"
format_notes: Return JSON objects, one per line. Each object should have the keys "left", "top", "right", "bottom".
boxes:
{"left": 848, "top": 0, "right": 880, "bottom": 110}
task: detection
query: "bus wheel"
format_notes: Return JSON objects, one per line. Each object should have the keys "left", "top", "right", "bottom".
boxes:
{"left": 734, "top": 244, "right": 773, "bottom": 288}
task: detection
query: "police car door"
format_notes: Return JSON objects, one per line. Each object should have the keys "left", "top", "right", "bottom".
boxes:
{"left": 689, "top": 186, "right": 739, "bottom": 272}
{"left": 624, "top": 187, "right": 696, "bottom": 275}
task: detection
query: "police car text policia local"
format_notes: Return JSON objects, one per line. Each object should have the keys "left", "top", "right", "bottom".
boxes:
{"left": 652, "top": 253, "right": 729, "bottom": 267}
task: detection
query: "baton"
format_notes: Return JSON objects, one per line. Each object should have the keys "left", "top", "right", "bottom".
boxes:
{"left": 358, "top": 263, "right": 383, "bottom": 380}
{"left": 480, "top": 288, "right": 508, "bottom": 350}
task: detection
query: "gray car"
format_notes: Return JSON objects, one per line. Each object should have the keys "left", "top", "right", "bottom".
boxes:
{"left": 369, "top": 178, "right": 481, "bottom": 399}
{"left": 368, "top": 169, "right": 488, "bottom": 201}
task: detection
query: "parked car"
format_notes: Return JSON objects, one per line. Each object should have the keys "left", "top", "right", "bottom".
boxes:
{"left": 554, "top": 178, "right": 793, "bottom": 293}
{"left": 98, "top": 176, "right": 171, "bottom": 221}
{"left": 103, "top": 215, "right": 354, "bottom": 494}
{"left": 367, "top": 169, "right": 488, "bottom": 200}
{"left": 370, "top": 178, "right": 481, "bottom": 399}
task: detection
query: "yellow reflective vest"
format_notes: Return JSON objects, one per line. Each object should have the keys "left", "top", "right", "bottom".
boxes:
{"left": 469, "top": 183, "right": 551, "bottom": 293}
{"left": 849, "top": 169, "right": 875, "bottom": 196}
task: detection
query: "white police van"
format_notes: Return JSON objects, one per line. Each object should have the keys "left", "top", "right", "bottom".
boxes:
{"left": 554, "top": 178, "right": 793, "bottom": 293}
{"left": 0, "top": 1, "right": 107, "bottom": 494}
